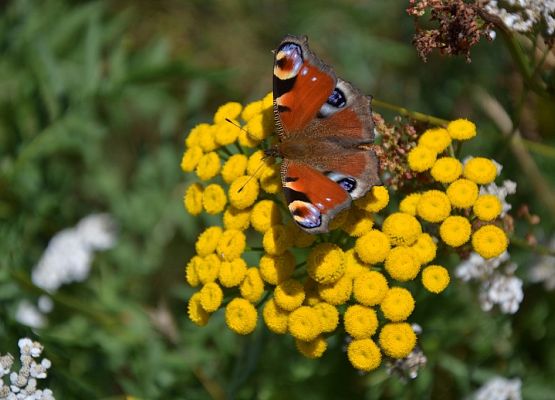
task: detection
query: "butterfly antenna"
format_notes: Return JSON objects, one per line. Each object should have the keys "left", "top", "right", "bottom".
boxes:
{"left": 237, "top": 159, "right": 269, "bottom": 193}
{"left": 225, "top": 118, "right": 249, "bottom": 134}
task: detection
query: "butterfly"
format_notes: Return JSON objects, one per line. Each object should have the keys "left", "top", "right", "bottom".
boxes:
{"left": 267, "top": 35, "right": 381, "bottom": 234}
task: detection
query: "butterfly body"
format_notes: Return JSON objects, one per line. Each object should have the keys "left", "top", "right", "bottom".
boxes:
{"left": 271, "top": 35, "right": 380, "bottom": 234}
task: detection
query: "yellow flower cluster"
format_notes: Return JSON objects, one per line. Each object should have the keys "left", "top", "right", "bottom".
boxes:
{"left": 182, "top": 95, "right": 511, "bottom": 373}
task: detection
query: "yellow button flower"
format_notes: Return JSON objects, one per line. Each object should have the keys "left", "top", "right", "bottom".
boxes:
{"left": 344, "top": 305, "right": 378, "bottom": 339}
{"left": 421, "top": 265, "right": 450, "bottom": 293}
{"left": 347, "top": 339, "right": 382, "bottom": 372}
{"left": 307, "top": 243, "right": 345, "bottom": 284}
{"left": 225, "top": 298, "right": 257, "bottom": 335}
{"left": 262, "top": 298, "right": 289, "bottom": 334}
{"left": 472, "top": 224, "right": 508, "bottom": 259}
{"left": 218, "top": 258, "right": 248, "bottom": 288}
{"left": 185, "top": 255, "right": 202, "bottom": 287}
{"left": 440, "top": 216, "right": 471, "bottom": 247}
{"left": 195, "top": 226, "right": 223, "bottom": 257}
{"left": 288, "top": 306, "right": 322, "bottom": 341}
{"left": 313, "top": 302, "right": 339, "bottom": 333}
{"left": 197, "top": 125, "right": 217, "bottom": 153}
{"left": 188, "top": 292, "right": 210, "bottom": 326}
{"left": 181, "top": 146, "right": 204, "bottom": 172}
{"left": 473, "top": 194, "right": 502, "bottom": 221}
{"left": 202, "top": 184, "right": 227, "bottom": 214}
{"left": 259, "top": 251, "right": 296, "bottom": 285}
{"left": 196, "top": 254, "right": 221, "bottom": 284}
{"left": 199, "top": 282, "right": 223, "bottom": 312}
{"left": 238, "top": 129, "right": 260, "bottom": 148}
{"left": 408, "top": 145, "right": 437, "bottom": 172}
{"left": 184, "top": 183, "right": 204, "bottom": 216}
{"left": 447, "top": 179, "right": 478, "bottom": 208}
{"left": 385, "top": 246, "right": 421, "bottom": 281}
{"left": 418, "top": 127, "right": 452, "bottom": 153}
{"left": 263, "top": 224, "right": 293, "bottom": 256}
{"left": 241, "top": 100, "right": 263, "bottom": 122}
{"left": 246, "top": 150, "right": 270, "bottom": 177}
{"left": 342, "top": 208, "right": 375, "bottom": 237}
{"left": 216, "top": 229, "right": 246, "bottom": 261}
{"left": 262, "top": 91, "right": 273, "bottom": 109}
{"left": 416, "top": 190, "right": 451, "bottom": 223}
{"left": 221, "top": 154, "right": 248, "bottom": 184}
{"left": 353, "top": 271, "right": 389, "bottom": 306}
{"left": 355, "top": 229, "right": 391, "bottom": 264}
{"left": 228, "top": 175, "right": 260, "bottom": 209}
{"left": 344, "top": 249, "right": 369, "bottom": 281}
{"left": 431, "top": 157, "right": 462, "bottom": 183}
{"left": 354, "top": 186, "right": 389, "bottom": 213}
{"left": 399, "top": 193, "right": 421, "bottom": 216}
{"left": 240, "top": 268, "right": 265, "bottom": 303}
{"left": 410, "top": 233, "right": 437, "bottom": 265}
{"left": 274, "top": 279, "right": 305, "bottom": 311}
{"left": 447, "top": 118, "right": 476, "bottom": 140}
{"left": 382, "top": 212, "right": 422, "bottom": 246}
{"left": 379, "top": 323, "right": 417, "bottom": 359}
{"left": 260, "top": 164, "right": 281, "bottom": 194}
{"left": 214, "top": 101, "right": 242, "bottom": 123}
{"left": 185, "top": 123, "right": 209, "bottom": 148}
{"left": 196, "top": 152, "right": 221, "bottom": 181}
{"left": 318, "top": 275, "right": 353, "bottom": 305}
{"left": 246, "top": 112, "right": 271, "bottom": 141}
{"left": 223, "top": 206, "right": 251, "bottom": 231}
{"left": 214, "top": 120, "right": 241, "bottom": 146}
{"left": 250, "top": 199, "right": 282, "bottom": 233}
{"left": 295, "top": 336, "right": 327, "bottom": 359}
{"left": 380, "top": 287, "right": 415, "bottom": 322}
{"left": 464, "top": 157, "right": 497, "bottom": 185}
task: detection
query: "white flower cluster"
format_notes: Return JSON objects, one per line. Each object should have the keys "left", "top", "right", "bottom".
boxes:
{"left": 529, "top": 237, "right": 555, "bottom": 290}
{"left": 456, "top": 252, "right": 524, "bottom": 314}
{"left": 485, "top": 0, "right": 555, "bottom": 35}
{"left": 386, "top": 324, "right": 427, "bottom": 381}
{"left": 473, "top": 376, "right": 522, "bottom": 400}
{"left": 0, "top": 339, "right": 54, "bottom": 400}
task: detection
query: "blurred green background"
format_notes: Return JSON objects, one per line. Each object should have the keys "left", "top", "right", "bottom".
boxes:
{"left": 1, "top": 0, "right": 555, "bottom": 399}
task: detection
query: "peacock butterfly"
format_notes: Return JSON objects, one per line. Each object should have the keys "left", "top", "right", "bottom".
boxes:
{"left": 267, "top": 35, "right": 381, "bottom": 234}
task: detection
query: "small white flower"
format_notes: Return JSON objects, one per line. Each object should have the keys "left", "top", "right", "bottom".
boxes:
{"left": 15, "top": 301, "right": 46, "bottom": 329}
{"left": 480, "top": 180, "right": 516, "bottom": 216}
{"left": 529, "top": 237, "right": 555, "bottom": 290}
{"left": 473, "top": 376, "right": 522, "bottom": 400}
{"left": 480, "top": 273, "right": 524, "bottom": 314}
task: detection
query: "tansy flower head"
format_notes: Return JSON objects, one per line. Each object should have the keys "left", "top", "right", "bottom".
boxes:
{"left": 344, "top": 305, "right": 379, "bottom": 339}
{"left": 263, "top": 298, "right": 289, "bottom": 334}
{"left": 431, "top": 157, "right": 462, "bottom": 183}
{"left": 214, "top": 120, "right": 241, "bottom": 146}
{"left": 353, "top": 271, "right": 389, "bottom": 306}
{"left": 228, "top": 176, "right": 259, "bottom": 209}
{"left": 318, "top": 275, "right": 353, "bottom": 305}
{"left": 223, "top": 206, "right": 251, "bottom": 231}
{"left": 464, "top": 157, "right": 497, "bottom": 185}
{"left": 307, "top": 243, "right": 345, "bottom": 284}
{"left": 197, "top": 124, "right": 217, "bottom": 152}
{"left": 238, "top": 128, "right": 260, "bottom": 148}
{"left": 188, "top": 292, "right": 210, "bottom": 326}
{"left": 343, "top": 208, "right": 375, "bottom": 237}
{"left": 186, "top": 123, "right": 210, "bottom": 148}
{"left": 221, "top": 154, "right": 248, "bottom": 184}
{"left": 218, "top": 258, "right": 247, "bottom": 288}
{"left": 295, "top": 337, "right": 327, "bottom": 359}
{"left": 184, "top": 183, "right": 204, "bottom": 216}
{"left": 259, "top": 252, "right": 296, "bottom": 285}
{"left": 472, "top": 224, "right": 508, "bottom": 259}
{"left": 447, "top": 118, "right": 476, "bottom": 140}
{"left": 225, "top": 298, "right": 258, "bottom": 335}
{"left": 473, "top": 194, "right": 502, "bottom": 221}
{"left": 399, "top": 193, "right": 421, "bottom": 216}
{"left": 241, "top": 100, "right": 263, "bottom": 121}
{"left": 446, "top": 179, "right": 478, "bottom": 208}
{"left": 195, "top": 226, "right": 223, "bottom": 257}
{"left": 418, "top": 127, "right": 451, "bottom": 153}
{"left": 196, "top": 254, "right": 221, "bottom": 285}
{"left": 213, "top": 101, "right": 242, "bottom": 123}
{"left": 263, "top": 224, "right": 293, "bottom": 255}
{"left": 416, "top": 190, "right": 451, "bottom": 223}
{"left": 199, "top": 282, "right": 223, "bottom": 312}
{"left": 217, "top": 229, "right": 246, "bottom": 261}
{"left": 421, "top": 265, "right": 450, "bottom": 293}
{"left": 382, "top": 212, "right": 422, "bottom": 246}
{"left": 246, "top": 112, "right": 272, "bottom": 141}
{"left": 355, "top": 185, "right": 390, "bottom": 213}
{"left": 181, "top": 146, "right": 203, "bottom": 172}
{"left": 240, "top": 268, "right": 265, "bottom": 303}
{"left": 288, "top": 306, "right": 322, "bottom": 341}
{"left": 355, "top": 230, "right": 391, "bottom": 264}
{"left": 379, "top": 322, "right": 417, "bottom": 358}
{"left": 411, "top": 233, "right": 437, "bottom": 264}
{"left": 196, "top": 152, "right": 221, "bottom": 181}
{"left": 385, "top": 246, "right": 421, "bottom": 281}
{"left": 185, "top": 256, "right": 202, "bottom": 287}
{"left": 380, "top": 287, "right": 415, "bottom": 322}
{"left": 202, "top": 184, "right": 227, "bottom": 214}
{"left": 344, "top": 249, "right": 369, "bottom": 281}
{"left": 274, "top": 279, "right": 305, "bottom": 311}
{"left": 250, "top": 199, "right": 281, "bottom": 232}
{"left": 313, "top": 302, "right": 339, "bottom": 333}
{"left": 408, "top": 145, "right": 437, "bottom": 172}
{"left": 347, "top": 339, "right": 382, "bottom": 372}
{"left": 439, "top": 216, "right": 471, "bottom": 247}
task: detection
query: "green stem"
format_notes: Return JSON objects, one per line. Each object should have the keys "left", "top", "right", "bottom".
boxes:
{"left": 372, "top": 98, "right": 449, "bottom": 126}
{"left": 520, "top": 138, "right": 555, "bottom": 159}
